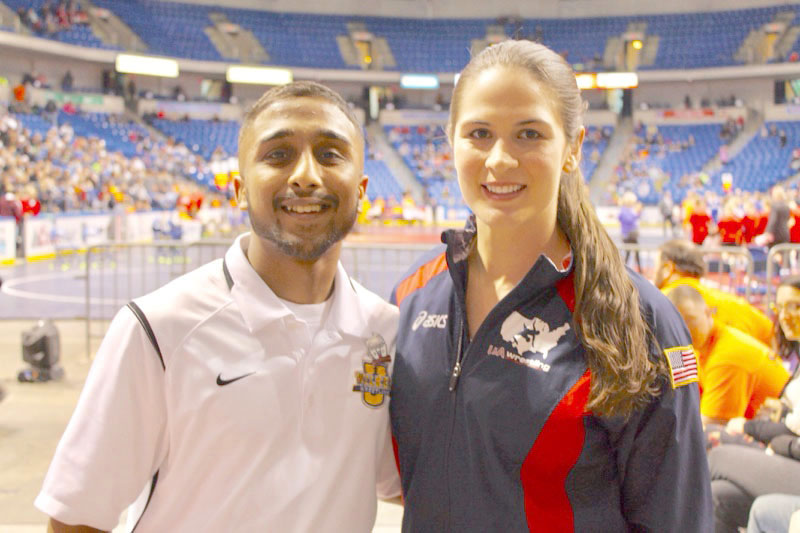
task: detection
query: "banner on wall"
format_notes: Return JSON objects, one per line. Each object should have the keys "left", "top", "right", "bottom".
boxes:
{"left": 0, "top": 217, "right": 15, "bottom": 263}
{"left": 24, "top": 213, "right": 113, "bottom": 259}
{"left": 28, "top": 87, "right": 124, "bottom": 114}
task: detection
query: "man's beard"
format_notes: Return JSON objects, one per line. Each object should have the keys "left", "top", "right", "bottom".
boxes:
{"left": 248, "top": 202, "right": 358, "bottom": 262}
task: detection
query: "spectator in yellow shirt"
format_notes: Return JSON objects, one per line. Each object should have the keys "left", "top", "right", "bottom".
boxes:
{"left": 667, "top": 285, "right": 790, "bottom": 425}
{"left": 655, "top": 239, "right": 774, "bottom": 346}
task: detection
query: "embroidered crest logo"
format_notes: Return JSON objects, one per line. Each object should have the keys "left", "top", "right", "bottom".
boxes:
{"left": 353, "top": 334, "right": 392, "bottom": 407}
{"left": 487, "top": 311, "right": 571, "bottom": 372}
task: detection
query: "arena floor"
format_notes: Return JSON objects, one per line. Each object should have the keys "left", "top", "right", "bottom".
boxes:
{"left": 0, "top": 224, "right": 672, "bottom": 530}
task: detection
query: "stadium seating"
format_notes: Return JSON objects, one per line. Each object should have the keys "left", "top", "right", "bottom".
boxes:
{"left": 620, "top": 124, "right": 725, "bottom": 204}
{"left": 364, "top": 158, "right": 405, "bottom": 201}
{"left": 581, "top": 126, "right": 613, "bottom": 181}
{"left": 4, "top": 0, "right": 119, "bottom": 50}
{"left": 7, "top": 0, "right": 798, "bottom": 71}
{"left": 150, "top": 118, "right": 239, "bottom": 160}
{"left": 710, "top": 121, "right": 800, "bottom": 193}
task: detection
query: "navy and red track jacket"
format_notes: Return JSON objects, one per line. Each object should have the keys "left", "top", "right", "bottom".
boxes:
{"left": 389, "top": 223, "right": 712, "bottom": 532}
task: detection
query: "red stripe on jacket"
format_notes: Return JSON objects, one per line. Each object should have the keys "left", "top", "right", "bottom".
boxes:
{"left": 520, "top": 369, "right": 591, "bottom": 531}
{"left": 394, "top": 252, "right": 448, "bottom": 306}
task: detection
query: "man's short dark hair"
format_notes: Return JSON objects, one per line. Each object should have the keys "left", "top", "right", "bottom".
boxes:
{"left": 237, "top": 81, "right": 362, "bottom": 151}
{"left": 659, "top": 239, "right": 707, "bottom": 278}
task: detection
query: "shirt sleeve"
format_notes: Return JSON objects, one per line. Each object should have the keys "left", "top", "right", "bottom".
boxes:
{"left": 700, "top": 364, "right": 751, "bottom": 420}
{"left": 34, "top": 306, "right": 169, "bottom": 530}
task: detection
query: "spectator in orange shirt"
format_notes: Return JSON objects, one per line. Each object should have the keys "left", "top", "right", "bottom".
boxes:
{"left": 655, "top": 239, "right": 774, "bottom": 346}
{"left": 667, "top": 285, "right": 790, "bottom": 425}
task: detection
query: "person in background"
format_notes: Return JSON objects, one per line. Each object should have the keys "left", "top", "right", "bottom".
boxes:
{"left": 666, "top": 285, "right": 789, "bottom": 426}
{"left": 618, "top": 190, "right": 642, "bottom": 272}
{"left": 707, "top": 275, "right": 800, "bottom": 533}
{"left": 390, "top": 39, "right": 711, "bottom": 532}
{"left": 688, "top": 196, "right": 714, "bottom": 245}
{"left": 659, "top": 189, "right": 676, "bottom": 238}
{"left": 655, "top": 239, "right": 774, "bottom": 346}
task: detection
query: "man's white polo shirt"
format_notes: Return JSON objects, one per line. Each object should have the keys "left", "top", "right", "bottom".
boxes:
{"left": 35, "top": 234, "right": 400, "bottom": 532}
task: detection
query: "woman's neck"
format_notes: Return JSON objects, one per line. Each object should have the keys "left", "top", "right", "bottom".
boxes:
{"left": 471, "top": 217, "right": 570, "bottom": 285}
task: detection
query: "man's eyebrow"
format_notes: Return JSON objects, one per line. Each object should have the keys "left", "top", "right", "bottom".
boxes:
{"left": 257, "top": 129, "right": 293, "bottom": 144}
{"left": 255, "top": 129, "right": 352, "bottom": 144}
{"left": 318, "top": 129, "right": 352, "bottom": 144}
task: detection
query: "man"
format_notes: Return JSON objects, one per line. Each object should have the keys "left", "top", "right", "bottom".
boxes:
{"left": 36, "top": 81, "right": 400, "bottom": 532}
{"left": 655, "top": 238, "right": 774, "bottom": 346}
{"left": 667, "top": 285, "right": 789, "bottom": 424}
{"left": 658, "top": 190, "right": 675, "bottom": 238}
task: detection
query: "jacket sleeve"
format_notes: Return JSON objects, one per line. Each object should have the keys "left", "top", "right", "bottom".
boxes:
{"left": 618, "top": 378, "right": 712, "bottom": 532}
{"left": 617, "top": 278, "right": 713, "bottom": 532}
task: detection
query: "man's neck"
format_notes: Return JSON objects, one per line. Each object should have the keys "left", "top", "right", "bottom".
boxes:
{"left": 245, "top": 236, "right": 340, "bottom": 304}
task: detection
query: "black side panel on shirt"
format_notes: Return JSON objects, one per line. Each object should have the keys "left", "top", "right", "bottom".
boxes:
{"left": 126, "top": 301, "right": 165, "bottom": 370}
{"left": 124, "top": 301, "right": 164, "bottom": 531}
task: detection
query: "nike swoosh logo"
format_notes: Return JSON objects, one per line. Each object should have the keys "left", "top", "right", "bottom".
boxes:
{"left": 216, "top": 372, "right": 256, "bottom": 386}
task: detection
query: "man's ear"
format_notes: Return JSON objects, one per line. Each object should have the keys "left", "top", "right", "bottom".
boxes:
{"left": 233, "top": 173, "right": 247, "bottom": 210}
{"left": 358, "top": 175, "right": 369, "bottom": 202}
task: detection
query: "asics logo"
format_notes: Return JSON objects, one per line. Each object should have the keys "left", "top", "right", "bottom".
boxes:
{"left": 412, "top": 311, "right": 447, "bottom": 331}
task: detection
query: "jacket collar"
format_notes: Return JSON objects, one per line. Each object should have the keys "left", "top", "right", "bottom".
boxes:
{"left": 442, "top": 215, "right": 573, "bottom": 293}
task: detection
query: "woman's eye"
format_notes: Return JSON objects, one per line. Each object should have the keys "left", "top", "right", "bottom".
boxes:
{"left": 468, "top": 129, "right": 491, "bottom": 140}
{"left": 520, "top": 129, "right": 541, "bottom": 140}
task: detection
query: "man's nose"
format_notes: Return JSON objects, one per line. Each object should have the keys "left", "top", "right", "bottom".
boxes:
{"left": 288, "top": 149, "right": 322, "bottom": 191}
{"left": 485, "top": 139, "right": 519, "bottom": 173}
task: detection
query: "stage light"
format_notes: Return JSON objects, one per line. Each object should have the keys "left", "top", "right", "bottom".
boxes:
{"left": 226, "top": 66, "right": 293, "bottom": 85}
{"left": 115, "top": 54, "right": 179, "bottom": 78}
{"left": 596, "top": 72, "right": 639, "bottom": 89}
{"left": 18, "top": 320, "right": 64, "bottom": 382}
{"left": 400, "top": 74, "right": 440, "bottom": 90}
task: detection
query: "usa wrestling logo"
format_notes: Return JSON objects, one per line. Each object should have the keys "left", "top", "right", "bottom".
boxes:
{"left": 487, "top": 311, "right": 571, "bottom": 373}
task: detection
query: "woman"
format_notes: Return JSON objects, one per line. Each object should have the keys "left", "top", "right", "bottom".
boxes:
{"left": 390, "top": 40, "right": 711, "bottom": 532}
{"left": 709, "top": 275, "right": 800, "bottom": 533}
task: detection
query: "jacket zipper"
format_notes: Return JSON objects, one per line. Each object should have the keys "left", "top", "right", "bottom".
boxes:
{"left": 442, "top": 297, "right": 466, "bottom": 532}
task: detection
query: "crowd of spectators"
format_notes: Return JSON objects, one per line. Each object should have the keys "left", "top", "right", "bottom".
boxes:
{"left": 387, "top": 124, "right": 454, "bottom": 182}
{"left": 0, "top": 106, "right": 231, "bottom": 228}
{"left": 649, "top": 185, "right": 800, "bottom": 258}
{"left": 17, "top": 1, "right": 88, "bottom": 36}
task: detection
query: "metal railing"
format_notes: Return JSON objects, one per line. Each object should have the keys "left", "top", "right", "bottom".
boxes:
{"left": 83, "top": 240, "right": 436, "bottom": 357}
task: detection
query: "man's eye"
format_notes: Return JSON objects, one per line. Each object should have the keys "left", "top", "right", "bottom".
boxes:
{"left": 468, "top": 129, "right": 491, "bottom": 140}
{"left": 319, "top": 149, "right": 343, "bottom": 162}
{"left": 265, "top": 149, "right": 289, "bottom": 161}
{"left": 520, "top": 129, "right": 541, "bottom": 140}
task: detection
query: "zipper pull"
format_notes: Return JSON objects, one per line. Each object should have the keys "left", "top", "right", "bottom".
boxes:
{"left": 448, "top": 361, "right": 462, "bottom": 392}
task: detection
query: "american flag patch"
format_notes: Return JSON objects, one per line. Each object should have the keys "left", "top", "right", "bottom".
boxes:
{"left": 664, "top": 345, "right": 699, "bottom": 389}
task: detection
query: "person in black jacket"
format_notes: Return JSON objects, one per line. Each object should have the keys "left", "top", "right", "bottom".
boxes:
{"left": 708, "top": 275, "right": 800, "bottom": 532}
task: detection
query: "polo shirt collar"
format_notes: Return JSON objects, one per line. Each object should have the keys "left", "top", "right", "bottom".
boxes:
{"left": 224, "top": 234, "right": 367, "bottom": 337}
